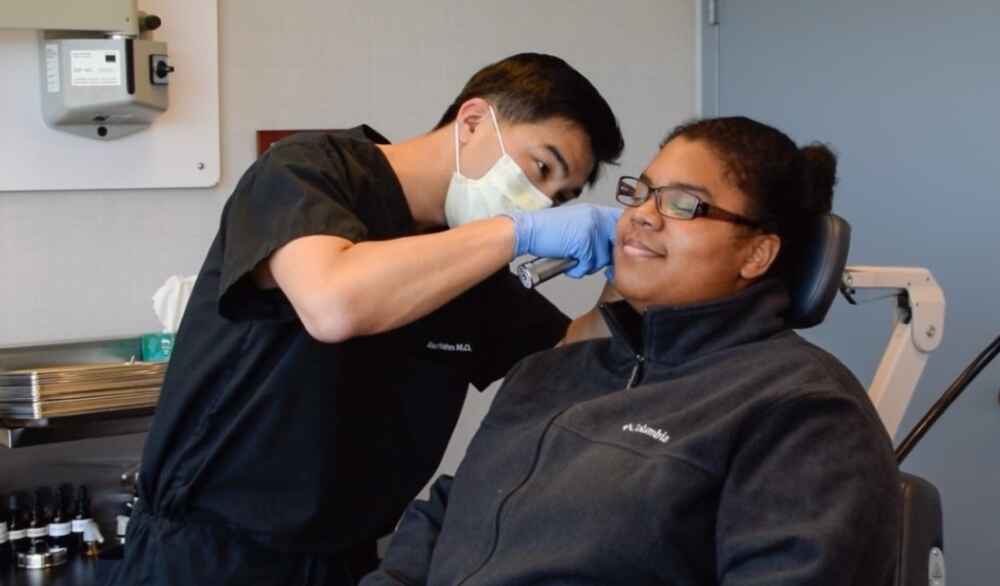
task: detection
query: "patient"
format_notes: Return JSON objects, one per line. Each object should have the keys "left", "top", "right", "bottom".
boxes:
{"left": 362, "top": 117, "right": 901, "bottom": 585}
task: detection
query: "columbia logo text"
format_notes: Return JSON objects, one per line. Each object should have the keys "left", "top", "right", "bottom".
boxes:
{"left": 426, "top": 341, "right": 473, "bottom": 352}
{"left": 622, "top": 423, "right": 670, "bottom": 444}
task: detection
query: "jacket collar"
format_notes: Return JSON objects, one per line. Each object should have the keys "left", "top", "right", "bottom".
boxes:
{"left": 599, "top": 278, "right": 791, "bottom": 367}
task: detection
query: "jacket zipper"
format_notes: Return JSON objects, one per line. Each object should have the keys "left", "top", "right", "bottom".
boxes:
{"left": 626, "top": 354, "right": 646, "bottom": 389}
{"left": 456, "top": 408, "right": 571, "bottom": 586}
{"left": 598, "top": 304, "right": 648, "bottom": 390}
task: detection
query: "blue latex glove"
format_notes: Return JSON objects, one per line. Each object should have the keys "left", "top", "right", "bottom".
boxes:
{"left": 506, "top": 204, "right": 622, "bottom": 278}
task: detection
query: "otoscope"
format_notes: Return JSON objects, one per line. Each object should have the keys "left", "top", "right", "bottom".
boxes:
{"left": 516, "top": 257, "right": 579, "bottom": 289}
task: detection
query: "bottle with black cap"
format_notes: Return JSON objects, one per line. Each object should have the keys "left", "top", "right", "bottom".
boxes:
{"left": 27, "top": 490, "right": 50, "bottom": 555}
{"left": 8, "top": 493, "right": 29, "bottom": 557}
{"left": 73, "top": 485, "right": 99, "bottom": 557}
{"left": 48, "top": 485, "right": 73, "bottom": 553}
{"left": 116, "top": 498, "right": 133, "bottom": 547}
{"left": 0, "top": 492, "right": 11, "bottom": 569}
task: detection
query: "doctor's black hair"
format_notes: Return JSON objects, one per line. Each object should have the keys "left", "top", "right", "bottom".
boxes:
{"left": 436, "top": 53, "right": 624, "bottom": 186}
{"left": 662, "top": 116, "right": 837, "bottom": 279}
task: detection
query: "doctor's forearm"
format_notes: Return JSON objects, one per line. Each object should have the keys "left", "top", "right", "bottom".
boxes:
{"left": 311, "top": 217, "right": 516, "bottom": 341}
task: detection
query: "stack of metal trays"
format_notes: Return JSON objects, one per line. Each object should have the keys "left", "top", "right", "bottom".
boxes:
{"left": 0, "top": 361, "right": 165, "bottom": 420}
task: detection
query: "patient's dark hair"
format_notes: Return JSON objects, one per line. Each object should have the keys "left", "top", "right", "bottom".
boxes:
{"left": 663, "top": 116, "right": 837, "bottom": 279}
{"left": 436, "top": 53, "right": 624, "bottom": 186}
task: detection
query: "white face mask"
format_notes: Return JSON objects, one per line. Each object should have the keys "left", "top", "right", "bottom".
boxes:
{"left": 444, "top": 105, "right": 554, "bottom": 227}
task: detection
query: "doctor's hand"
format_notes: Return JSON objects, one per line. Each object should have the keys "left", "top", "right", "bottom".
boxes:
{"left": 506, "top": 204, "right": 622, "bottom": 278}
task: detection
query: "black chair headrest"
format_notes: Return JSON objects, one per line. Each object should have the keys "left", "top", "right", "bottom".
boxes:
{"left": 787, "top": 214, "right": 851, "bottom": 329}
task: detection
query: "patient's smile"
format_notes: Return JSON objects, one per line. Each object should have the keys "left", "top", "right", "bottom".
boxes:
{"left": 620, "top": 235, "right": 663, "bottom": 259}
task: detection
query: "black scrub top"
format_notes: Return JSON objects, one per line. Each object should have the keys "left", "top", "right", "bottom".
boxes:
{"left": 138, "top": 126, "right": 570, "bottom": 554}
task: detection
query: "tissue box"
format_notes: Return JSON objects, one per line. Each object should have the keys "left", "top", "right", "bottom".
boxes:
{"left": 141, "top": 333, "right": 175, "bottom": 362}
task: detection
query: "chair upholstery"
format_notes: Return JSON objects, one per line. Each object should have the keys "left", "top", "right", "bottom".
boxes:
{"left": 786, "top": 213, "right": 851, "bottom": 328}
{"left": 892, "top": 472, "right": 945, "bottom": 586}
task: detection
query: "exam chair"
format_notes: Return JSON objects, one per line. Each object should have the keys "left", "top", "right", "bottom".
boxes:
{"left": 787, "top": 214, "right": 946, "bottom": 586}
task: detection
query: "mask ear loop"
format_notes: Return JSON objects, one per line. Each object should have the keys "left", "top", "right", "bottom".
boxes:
{"left": 487, "top": 105, "right": 508, "bottom": 158}
{"left": 453, "top": 119, "right": 462, "bottom": 174}
{"left": 454, "top": 104, "right": 506, "bottom": 176}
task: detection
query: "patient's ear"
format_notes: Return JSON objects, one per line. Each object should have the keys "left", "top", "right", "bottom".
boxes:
{"left": 740, "top": 233, "right": 781, "bottom": 280}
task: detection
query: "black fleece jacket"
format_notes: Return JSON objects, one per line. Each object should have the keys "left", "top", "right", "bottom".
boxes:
{"left": 362, "top": 279, "right": 901, "bottom": 585}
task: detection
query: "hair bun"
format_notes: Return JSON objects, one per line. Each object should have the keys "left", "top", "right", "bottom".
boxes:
{"left": 799, "top": 143, "right": 837, "bottom": 214}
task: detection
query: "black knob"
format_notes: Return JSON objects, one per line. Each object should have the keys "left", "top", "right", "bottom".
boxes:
{"left": 139, "top": 14, "right": 162, "bottom": 32}
{"left": 155, "top": 60, "right": 175, "bottom": 79}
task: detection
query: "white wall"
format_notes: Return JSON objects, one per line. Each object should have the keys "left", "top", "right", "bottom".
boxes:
{"left": 0, "top": 0, "right": 697, "bottom": 497}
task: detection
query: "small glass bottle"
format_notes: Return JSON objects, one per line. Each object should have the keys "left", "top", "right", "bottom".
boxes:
{"left": 27, "top": 490, "right": 50, "bottom": 555}
{"left": 8, "top": 493, "right": 29, "bottom": 557}
{"left": 72, "top": 485, "right": 100, "bottom": 557}
{"left": 48, "top": 485, "right": 73, "bottom": 552}
{"left": 115, "top": 498, "right": 133, "bottom": 547}
{"left": 0, "top": 493, "right": 12, "bottom": 569}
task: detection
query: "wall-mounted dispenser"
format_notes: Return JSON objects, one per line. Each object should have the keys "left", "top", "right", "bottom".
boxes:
{"left": 1, "top": 0, "right": 172, "bottom": 140}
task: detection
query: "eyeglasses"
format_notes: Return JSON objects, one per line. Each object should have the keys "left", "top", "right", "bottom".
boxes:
{"left": 615, "top": 175, "right": 762, "bottom": 228}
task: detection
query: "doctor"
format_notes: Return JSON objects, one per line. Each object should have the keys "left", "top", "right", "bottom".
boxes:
{"left": 105, "top": 53, "right": 624, "bottom": 586}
